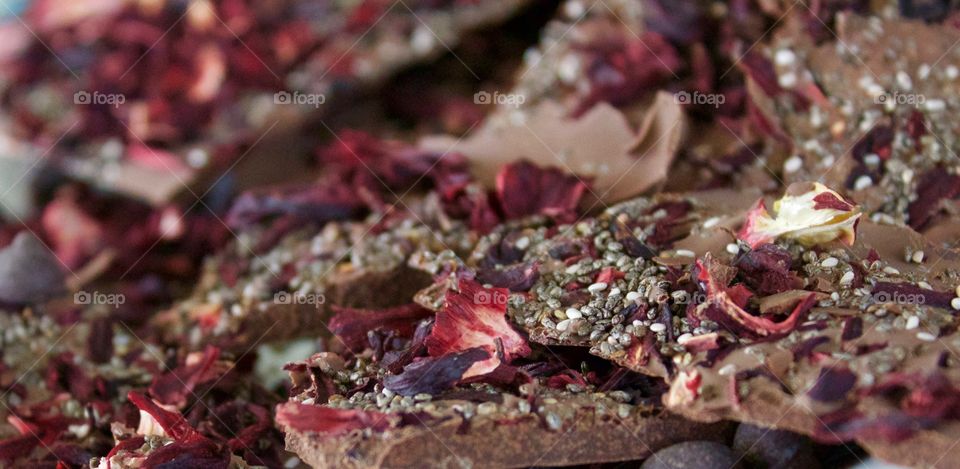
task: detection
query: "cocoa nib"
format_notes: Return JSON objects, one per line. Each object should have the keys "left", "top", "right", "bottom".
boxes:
{"left": 383, "top": 347, "right": 490, "bottom": 396}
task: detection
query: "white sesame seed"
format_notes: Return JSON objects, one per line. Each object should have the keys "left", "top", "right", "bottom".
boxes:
{"left": 839, "top": 271, "right": 855, "bottom": 285}
{"left": 674, "top": 249, "right": 695, "bottom": 258}
{"left": 677, "top": 333, "right": 693, "bottom": 344}
{"left": 883, "top": 266, "right": 901, "bottom": 275}
{"left": 912, "top": 250, "right": 925, "bottom": 264}
{"left": 956, "top": 285, "right": 960, "bottom": 297}
{"left": 649, "top": 323, "right": 667, "bottom": 333}
{"left": 948, "top": 65, "right": 959, "bottom": 80}
{"left": 896, "top": 71, "right": 913, "bottom": 90}
{"left": 774, "top": 49, "right": 796, "bottom": 66}
{"left": 515, "top": 236, "right": 530, "bottom": 250}
{"left": 830, "top": 292, "right": 840, "bottom": 301}
{"left": 924, "top": 99, "right": 946, "bottom": 112}
{"left": 917, "top": 332, "right": 937, "bottom": 342}
{"left": 853, "top": 175, "right": 873, "bottom": 190}
{"left": 718, "top": 363, "right": 737, "bottom": 376}
{"left": 906, "top": 316, "right": 920, "bottom": 330}
{"left": 778, "top": 72, "right": 798, "bottom": 88}
{"left": 919, "top": 63, "right": 931, "bottom": 79}
{"left": 952, "top": 298, "right": 960, "bottom": 311}
{"left": 820, "top": 257, "right": 839, "bottom": 268}
{"left": 565, "top": 308, "right": 583, "bottom": 319}
{"left": 918, "top": 281, "right": 933, "bottom": 290}
{"left": 556, "top": 319, "right": 572, "bottom": 331}
{"left": 609, "top": 288, "right": 621, "bottom": 296}
{"left": 626, "top": 291, "right": 641, "bottom": 302}
{"left": 703, "top": 217, "right": 721, "bottom": 229}
{"left": 863, "top": 153, "right": 880, "bottom": 166}
{"left": 783, "top": 156, "right": 803, "bottom": 173}
{"left": 726, "top": 243, "right": 740, "bottom": 255}
{"left": 588, "top": 282, "right": 608, "bottom": 293}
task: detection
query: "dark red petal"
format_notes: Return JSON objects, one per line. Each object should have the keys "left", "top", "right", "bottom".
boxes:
{"left": 274, "top": 402, "right": 396, "bottom": 435}
{"left": 841, "top": 317, "right": 863, "bottom": 341}
{"left": 812, "top": 192, "right": 855, "bottom": 211}
{"left": 872, "top": 282, "right": 955, "bottom": 310}
{"left": 494, "top": 160, "right": 588, "bottom": 223}
{"left": 425, "top": 279, "right": 531, "bottom": 376}
{"left": 149, "top": 346, "right": 222, "bottom": 407}
{"left": 735, "top": 244, "right": 801, "bottom": 295}
{"left": 329, "top": 303, "right": 433, "bottom": 352}
{"left": 476, "top": 262, "right": 540, "bottom": 292}
{"left": 807, "top": 367, "right": 857, "bottom": 402}
{"left": 383, "top": 347, "right": 490, "bottom": 396}
{"left": 127, "top": 391, "right": 204, "bottom": 443}
{"left": 907, "top": 167, "right": 960, "bottom": 229}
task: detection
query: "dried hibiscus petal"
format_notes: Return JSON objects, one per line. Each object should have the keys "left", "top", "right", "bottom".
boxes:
{"left": 149, "top": 346, "right": 223, "bottom": 407}
{"left": 329, "top": 303, "right": 433, "bottom": 352}
{"left": 807, "top": 367, "right": 857, "bottom": 402}
{"left": 384, "top": 347, "right": 490, "bottom": 396}
{"left": 494, "top": 160, "right": 588, "bottom": 223}
{"left": 425, "top": 279, "right": 531, "bottom": 377}
{"left": 734, "top": 244, "right": 801, "bottom": 295}
{"left": 127, "top": 391, "right": 204, "bottom": 443}
{"left": 476, "top": 262, "right": 541, "bottom": 292}
{"left": 697, "top": 256, "right": 815, "bottom": 338}
{"left": 274, "top": 402, "right": 397, "bottom": 435}
{"left": 739, "top": 182, "right": 861, "bottom": 248}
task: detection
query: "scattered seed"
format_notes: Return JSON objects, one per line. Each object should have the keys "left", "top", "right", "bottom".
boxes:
{"left": 952, "top": 298, "right": 960, "bottom": 311}
{"left": 917, "top": 332, "right": 937, "bottom": 342}
{"left": 839, "top": 271, "right": 855, "bottom": 285}
{"left": 906, "top": 316, "right": 920, "bottom": 330}
{"left": 726, "top": 243, "right": 740, "bottom": 255}
{"left": 911, "top": 250, "right": 925, "bottom": 264}
{"left": 565, "top": 307, "right": 582, "bottom": 319}
{"left": 820, "top": 257, "right": 839, "bottom": 268}
{"left": 674, "top": 249, "right": 695, "bottom": 258}
{"left": 649, "top": 323, "right": 666, "bottom": 333}
{"left": 588, "top": 282, "right": 608, "bottom": 293}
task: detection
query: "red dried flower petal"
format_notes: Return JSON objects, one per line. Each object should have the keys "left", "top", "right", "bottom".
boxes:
{"left": 425, "top": 279, "right": 531, "bottom": 377}
{"left": 149, "top": 346, "right": 222, "bottom": 407}
{"left": 127, "top": 391, "right": 204, "bottom": 443}
{"left": 807, "top": 367, "right": 857, "bottom": 402}
{"left": 329, "top": 303, "right": 433, "bottom": 352}
{"left": 734, "top": 244, "right": 801, "bottom": 295}
{"left": 274, "top": 402, "right": 397, "bottom": 435}
{"left": 907, "top": 167, "right": 960, "bottom": 230}
{"left": 475, "top": 262, "right": 541, "bottom": 293}
{"left": 873, "top": 282, "right": 955, "bottom": 310}
{"left": 697, "top": 257, "right": 815, "bottom": 338}
{"left": 384, "top": 347, "right": 490, "bottom": 396}
{"left": 494, "top": 160, "right": 588, "bottom": 223}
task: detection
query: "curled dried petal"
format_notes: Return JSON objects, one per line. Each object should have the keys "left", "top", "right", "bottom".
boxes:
{"left": 739, "top": 182, "right": 861, "bottom": 248}
{"left": 425, "top": 279, "right": 531, "bottom": 378}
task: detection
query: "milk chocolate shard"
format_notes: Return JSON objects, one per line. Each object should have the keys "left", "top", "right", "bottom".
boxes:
{"left": 279, "top": 386, "right": 732, "bottom": 469}
{"left": 153, "top": 196, "right": 467, "bottom": 352}
{"left": 743, "top": 12, "right": 960, "bottom": 231}
{"left": 659, "top": 222, "right": 960, "bottom": 468}
{"left": 464, "top": 189, "right": 758, "bottom": 378}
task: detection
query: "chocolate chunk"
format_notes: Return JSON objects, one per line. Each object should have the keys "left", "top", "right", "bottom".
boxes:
{"left": 0, "top": 232, "right": 65, "bottom": 305}
{"left": 641, "top": 441, "right": 743, "bottom": 469}
{"left": 733, "top": 424, "right": 820, "bottom": 469}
